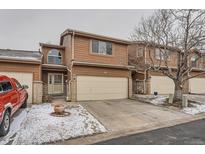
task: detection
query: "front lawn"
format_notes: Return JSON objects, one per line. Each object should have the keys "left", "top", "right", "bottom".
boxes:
{"left": 0, "top": 103, "right": 106, "bottom": 145}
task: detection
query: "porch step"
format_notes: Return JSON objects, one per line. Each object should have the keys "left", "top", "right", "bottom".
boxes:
{"left": 51, "top": 95, "right": 66, "bottom": 100}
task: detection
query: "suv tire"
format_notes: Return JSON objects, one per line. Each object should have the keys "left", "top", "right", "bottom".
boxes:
{"left": 0, "top": 110, "right": 10, "bottom": 137}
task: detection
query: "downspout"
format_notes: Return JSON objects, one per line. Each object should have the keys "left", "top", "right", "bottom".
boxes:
{"left": 143, "top": 43, "right": 151, "bottom": 94}
{"left": 66, "top": 62, "right": 73, "bottom": 101}
{"left": 71, "top": 31, "right": 75, "bottom": 60}
{"left": 66, "top": 31, "right": 75, "bottom": 101}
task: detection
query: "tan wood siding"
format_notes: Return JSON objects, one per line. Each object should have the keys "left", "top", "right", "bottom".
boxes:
{"left": 74, "top": 36, "right": 128, "bottom": 66}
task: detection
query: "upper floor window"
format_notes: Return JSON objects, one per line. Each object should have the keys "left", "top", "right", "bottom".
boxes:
{"left": 191, "top": 56, "right": 197, "bottom": 67}
{"left": 155, "top": 48, "right": 170, "bottom": 60}
{"left": 48, "top": 49, "right": 62, "bottom": 64}
{"left": 136, "top": 48, "right": 144, "bottom": 57}
{"left": 199, "top": 57, "right": 205, "bottom": 69}
{"left": 201, "top": 56, "right": 205, "bottom": 63}
{"left": 92, "top": 40, "right": 112, "bottom": 55}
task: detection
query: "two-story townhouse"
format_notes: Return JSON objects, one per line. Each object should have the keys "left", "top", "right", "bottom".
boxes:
{"left": 19, "top": 29, "right": 132, "bottom": 103}
{"left": 128, "top": 41, "right": 205, "bottom": 95}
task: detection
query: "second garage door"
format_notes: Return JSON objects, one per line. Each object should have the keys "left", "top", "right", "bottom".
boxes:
{"left": 190, "top": 78, "right": 205, "bottom": 94}
{"left": 0, "top": 72, "right": 33, "bottom": 104}
{"left": 77, "top": 76, "right": 128, "bottom": 101}
{"left": 150, "top": 76, "right": 174, "bottom": 94}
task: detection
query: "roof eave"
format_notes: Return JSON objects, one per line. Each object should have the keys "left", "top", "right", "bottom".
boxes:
{"left": 73, "top": 61, "right": 133, "bottom": 70}
{"left": 39, "top": 43, "right": 65, "bottom": 49}
{"left": 0, "top": 58, "right": 41, "bottom": 64}
{"left": 60, "top": 29, "right": 131, "bottom": 45}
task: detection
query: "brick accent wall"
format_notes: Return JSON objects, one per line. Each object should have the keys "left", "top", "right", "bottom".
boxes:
{"left": 33, "top": 81, "right": 43, "bottom": 104}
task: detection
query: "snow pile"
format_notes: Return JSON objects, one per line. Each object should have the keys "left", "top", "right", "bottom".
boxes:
{"left": 134, "top": 95, "right": 168, "bottom": 106}
{"left": 150, "top": 96, "right": 168, "bottom": 105}
{"left": 182, "top": 103, "right": 205, "bottom": 115}
{"left": 12, "top": 104, "right": 106, "bottom": 145}
{"left": 0, "top": 109, "right": 28, "bottom": 145}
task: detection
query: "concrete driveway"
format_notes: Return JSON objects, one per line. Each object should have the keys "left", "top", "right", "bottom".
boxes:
{"left": 80, "top": 99, "right": 191, "bottom": 132}
{"left": 55, "top": 99, "right": 205, "bottom": 145}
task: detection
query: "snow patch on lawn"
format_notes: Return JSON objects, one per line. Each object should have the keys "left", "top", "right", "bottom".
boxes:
{"left": 12, "top": 104, "right": 106, "bottom": 145}
{"left": 0, "top": 109, "right": 28, "bottom": 145}
{"left": 182, "top": 103, "right": 205, "bottom": 115}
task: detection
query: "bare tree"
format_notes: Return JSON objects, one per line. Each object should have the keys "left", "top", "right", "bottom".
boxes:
{"left": 131, "top": 9, "right": 205, "bottom": 102}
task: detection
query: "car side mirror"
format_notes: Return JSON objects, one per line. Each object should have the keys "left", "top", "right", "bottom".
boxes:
{"left": 22, "top": 85, "right": 29, "bottom": 89}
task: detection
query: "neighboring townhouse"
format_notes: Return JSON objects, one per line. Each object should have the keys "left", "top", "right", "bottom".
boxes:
{"left": 128, "top": 41, "right": 205, "bottom": 95}
{"left": 0, "top": 49, "right": 42, "bottom": 104}
{"left": 188, "top": 52, "right": 205, "bottom": 94}
{"left": 0, "top": 29, "right": 132, "bottom": 104}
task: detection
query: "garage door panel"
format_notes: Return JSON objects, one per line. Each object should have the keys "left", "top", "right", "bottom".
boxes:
{"left": 77, "top": 76, "right": 128, "bottom": 101}
{"left": 0, "top": 72, "right": 33, "bottom": 104}
{"left": 190, "top": 78, "right": 205, "bottom": 93}
{"left": 151, "top": 76, "right": 174, "bottom": 94}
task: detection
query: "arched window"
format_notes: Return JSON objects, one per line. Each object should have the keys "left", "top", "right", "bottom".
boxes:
{"left": 48, "top": 49, "right": 62, "bottom": 64}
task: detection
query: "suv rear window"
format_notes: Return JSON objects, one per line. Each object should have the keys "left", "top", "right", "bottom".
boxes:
{"left": 0, "top": 81, "right": 13, "bottom": 93}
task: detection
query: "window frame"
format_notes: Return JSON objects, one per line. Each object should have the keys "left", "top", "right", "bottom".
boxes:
{"left": 155, "top": 48, "right": 171, "bottom": 61}
{"left": 47, "top": 49, "right": 62, "bottom": 65}
{"left": 136, "top": 47, "right": 144, "bottom": 57}
{"left": 91, "top": 39, "right": 113, "bottom": 56}
{"left": 191, "top": 56, "right": 198, "bottom": 67}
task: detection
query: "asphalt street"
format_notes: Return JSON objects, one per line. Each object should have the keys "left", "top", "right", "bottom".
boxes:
{"left": 95, "top": 118, "right": 205, "bottom": 145}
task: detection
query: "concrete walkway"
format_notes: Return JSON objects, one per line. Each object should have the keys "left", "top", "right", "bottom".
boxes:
{"left": 54, "top": 99, "right": 205, "bottom": 145}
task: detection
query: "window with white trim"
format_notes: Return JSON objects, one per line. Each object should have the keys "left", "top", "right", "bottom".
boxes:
{"left": 92, "top": 40, "right": 112, "bottom": 55}
{"left": 191, "top": 56, "right": 197, "bottom": 67}
{"left": 155, "top": 48, "right": 170, "bottom": 60}
{"left": 136, "top": 48, "right": 144, "bottom": 57}
{"left": 48, "top": 49, "right": 62, "bottom": 64}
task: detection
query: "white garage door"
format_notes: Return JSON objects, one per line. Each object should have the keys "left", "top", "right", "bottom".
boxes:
{"left": 190, "top": 78, "right": 205, "bottom": 94}
{"left": 77, "top": 76, "right": 128, "bottom": 101}
{"left": 151, "top": 76, "right": 174, "bottom": 94}
{"left": 0, "top": 72, "right": 33, "bottom": 104}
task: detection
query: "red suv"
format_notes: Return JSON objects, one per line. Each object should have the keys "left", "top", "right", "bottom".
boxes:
{"left": 0, "top": 75, "right": 28, "bottom": 136}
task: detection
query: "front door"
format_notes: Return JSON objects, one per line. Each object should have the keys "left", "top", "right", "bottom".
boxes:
{"left": 48, "top": 73, "right": 64, "bottom": 94}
